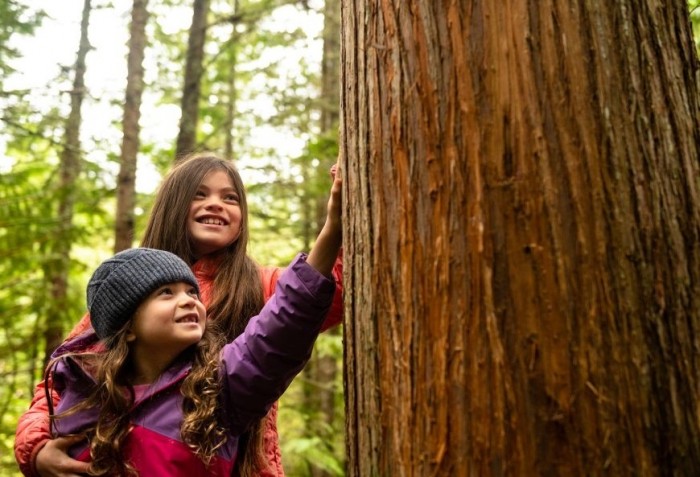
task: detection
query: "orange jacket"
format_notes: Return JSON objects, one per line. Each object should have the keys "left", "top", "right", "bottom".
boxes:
{"left": 14, "top": 255, "right": 343, "bottom": 477}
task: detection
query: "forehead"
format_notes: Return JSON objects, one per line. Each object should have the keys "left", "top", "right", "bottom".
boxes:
{"left": 199, "top": 169, "right": 235, "bottom": 189}
{"left": 148, "top": 281, "right": 195, "bottom": 292}
{"left": 141, "top": 281, "right": 196, "bottom": 301}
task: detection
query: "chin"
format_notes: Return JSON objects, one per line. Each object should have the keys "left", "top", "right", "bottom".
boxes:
{"left": 187, "top": 332, "right": 204, "bottom": 343}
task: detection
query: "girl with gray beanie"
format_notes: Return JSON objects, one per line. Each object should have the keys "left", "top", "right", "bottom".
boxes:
{"left": 38, "top": 168, "right": 342, "bottom": 476}
{"left": 17, "top": 155, "right": 343, "bottom": 477}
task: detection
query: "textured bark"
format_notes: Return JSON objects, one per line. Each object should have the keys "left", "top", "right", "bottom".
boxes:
{"left": 341, "top": 1, "right": 700, "bottom": 476}
{"left": 115, "top": 0, "right": 149, "bottom": 253}
{"left": 175, "top": 0, "right": 210, "bottom": 159}
{"left": 43, "top": 0, "right": 92, "bottom": 366}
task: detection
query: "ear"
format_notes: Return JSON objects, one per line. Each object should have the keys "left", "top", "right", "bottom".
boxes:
{"left": 126, "top": 328, "right": 136, "bottom": 342}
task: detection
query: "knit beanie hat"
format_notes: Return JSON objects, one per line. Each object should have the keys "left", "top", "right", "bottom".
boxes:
{"left": 87, "top": 248, "right": 200, "bottom": 340}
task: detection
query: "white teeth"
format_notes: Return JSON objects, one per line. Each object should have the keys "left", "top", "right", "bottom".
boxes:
{"left": 201, "top": 217, "right": 225, "bottom": 226}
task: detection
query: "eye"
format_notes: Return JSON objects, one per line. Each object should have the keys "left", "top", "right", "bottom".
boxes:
{"left": 224, "top": 193, "right": 239, "bottom": 203}
{"left": 193, "top": 190, "right": 207, "bottom": 199}
{"left": 187, "top": 287, "right": 200, "bottom": 298}
{"left": 157, "top": 286, "right": 174, "bottom": 296}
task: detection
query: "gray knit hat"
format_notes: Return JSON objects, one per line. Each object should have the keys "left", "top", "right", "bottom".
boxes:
{"left": 87, "top": 248, "right": 199, "bottom": 340}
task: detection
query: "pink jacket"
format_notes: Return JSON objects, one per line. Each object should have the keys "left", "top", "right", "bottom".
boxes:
{"left": 14, "top": 254, "right": 343, "bottom": 477}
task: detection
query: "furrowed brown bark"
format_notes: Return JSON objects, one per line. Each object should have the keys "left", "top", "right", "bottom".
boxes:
{"left": 341, "top": 1, "right": 700, "bottom": 475}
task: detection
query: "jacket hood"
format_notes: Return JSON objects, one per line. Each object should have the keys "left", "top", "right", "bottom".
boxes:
{"left": 51, "top": 328, "right": 103, "bottom": 359}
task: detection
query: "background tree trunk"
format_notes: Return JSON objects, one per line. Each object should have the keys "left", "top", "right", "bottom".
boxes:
{"left": 302, "top": 2, "right": 343, "bottom": 477}
{"left": 175, "top": 0, "right": 210, "bottom": 158}
{"left": 320, "top": 0, "right": 340, "bottom": 135}
{"left": 223, "top": 0, "right": 239, "bottom": 160}
{"left": 114, "top": 0, "right": 149, "bottom": 253}
{"left": 42, "top": 0, "right": 92, "bottom": 366}
{"left": 316, "top": 0, "right": 341, "bottom": 230}
{"left": 341, "top": 1, "right": 700, "bottom": 476}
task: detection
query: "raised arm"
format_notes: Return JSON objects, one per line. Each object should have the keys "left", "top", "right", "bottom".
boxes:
{"left": 220, "top": 254, "right": 336, "bottom": 433}
{"left": 258, "top": 165, "right": 344, "bottom": 332}
{"left": 306, "top": 163, "right": 342, "bottom": 277}
{"left": 220, "top": 167, "right": 343, "bottom": 433}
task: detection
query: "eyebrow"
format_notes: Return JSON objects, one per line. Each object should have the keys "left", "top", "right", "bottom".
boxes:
{"left": 197, "top": 183, "right": 237, "bottom": 192}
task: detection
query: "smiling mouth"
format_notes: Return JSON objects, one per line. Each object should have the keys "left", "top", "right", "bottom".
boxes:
{"left": 176, "top": 314, "right": 199, "bottom": 324}
{"left": 198, "top": 217, "right": 227, "bottom": 226}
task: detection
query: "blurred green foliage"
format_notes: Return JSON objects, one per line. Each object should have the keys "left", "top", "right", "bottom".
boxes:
{"left": 691, "top": 1, "right": 700, "bottom": 55}
{"left": 0, "top": 0, "right": 343, "bottom": 475}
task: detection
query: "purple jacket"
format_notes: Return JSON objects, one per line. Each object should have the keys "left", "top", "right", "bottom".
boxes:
{"left": 49, "top": 253, "right": 335, "bottom": 476}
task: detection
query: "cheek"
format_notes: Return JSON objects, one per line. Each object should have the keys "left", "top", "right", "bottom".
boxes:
{"left": 226, "top": 207, "right": 243, "bottom": 236}
{"left": 233, "top": 207, "right": 243, "bottom": 227}
{"left": 186, "top": 205, "right": 197, "bottom": 230}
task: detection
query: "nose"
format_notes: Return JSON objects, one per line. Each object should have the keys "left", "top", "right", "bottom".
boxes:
{"left": 178, "top": 292, "right": 198, "bottom": 308}
{"left": 203, "top": 196, "right": 224, "bottom": 211}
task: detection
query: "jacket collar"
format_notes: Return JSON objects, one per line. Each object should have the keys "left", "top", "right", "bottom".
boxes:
{"left": 54, "top": 338, "right": 193, "bottom": 404}
{"left": 192, "top": 255, "right": 221, "bottom": 306}
{"left": 192, "top": 254, "right": 221, "bottom": 281}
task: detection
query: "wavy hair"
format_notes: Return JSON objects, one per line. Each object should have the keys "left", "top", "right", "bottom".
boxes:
{"left": 140, "top": 153, "right": 268, "bottom": 474}
{"left": 48, "top": 326, "right": 226, "bottom": 476}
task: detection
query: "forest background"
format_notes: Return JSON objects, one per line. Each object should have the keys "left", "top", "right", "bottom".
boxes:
{"left": 1, "top": 1, "right": 699, "bottom": 476}
{"left": 1, "top": 0, "right": 343, "bottom": 475}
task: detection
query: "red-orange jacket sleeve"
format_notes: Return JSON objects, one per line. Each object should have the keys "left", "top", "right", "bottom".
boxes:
{"left": 14, "top": 313, "right": 92, "bottom": 476}
{"left": 321, "top": 249, "right": 343, "bottom": 332}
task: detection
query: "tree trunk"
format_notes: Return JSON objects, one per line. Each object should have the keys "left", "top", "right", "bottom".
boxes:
{"left": 42, "top": 0, "right": 92, "bottom": 366}
{"left": 316, "top": 0, "right": 341, "bottom": 234}
{"left": 303, "top": 3, "right": 343, "bottom": 477}
{"left": 341, "top": 1, "right": 700, "bottom": 476}
{"left": 114, "top": 0, "right": 149, "bottom": 253}
{"left": 224, "top": 0, "right": 239, "bottom": 160}
{"left": 320, "top": 0, "right": 340, "bottom": 135}
{"left": 175, "top": 0, "right": 210, "bottom": 159}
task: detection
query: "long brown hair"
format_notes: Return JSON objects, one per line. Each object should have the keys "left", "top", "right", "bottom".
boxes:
{"left": 140, "top": 153, "right": 268, "bottom": 474}
{"left": 48, "top": 327, "right": 225, "bottom": 476}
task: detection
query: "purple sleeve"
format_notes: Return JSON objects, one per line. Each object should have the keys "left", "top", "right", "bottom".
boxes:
{"left": 219, "top": 253, "right": 336, "bottom": 433}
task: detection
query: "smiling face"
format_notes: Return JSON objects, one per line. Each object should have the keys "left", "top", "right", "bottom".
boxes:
{"left": 127, "top": 281, "right": 206, "bottom": 377}
{"left": 187, "top": 169, "right": 243, "bottom": 258}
